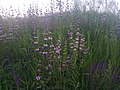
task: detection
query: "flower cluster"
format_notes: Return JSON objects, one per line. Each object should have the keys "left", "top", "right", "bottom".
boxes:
{"left": 100, "top": 13, "right": 107, "bottom": 24}
{"left": 68, "top": 31, "right": 89, "bottom": 55}
{"left": 75, "top": 32, "right": 80, "bottom": 48}
{"left": 32, "top": 27, "right": 41, "bottom": 81}
{"left": 33, "top": 31, "right": 89, "bottom": 81}
{"left": 36, "top": 61, "right": 41, "bottom": 81}
{"left": 7, "top": 27, "right": 14, "bottom": 40}
{"left": 42, "top": 33, "right": 49, "bottom": 56}
{"left": 33, "top": 27, "right": 39, "bottom": 52}
{"left": 115, "top": 21, "right": 120, "bottom": 38}
{"left": 68, "top": 31, "right": 74, "bottom": 49}
{"left": 0, "top": 24, "right": 4, "bottom": 41}
{"left": 54, "top": 39, "right": 61, "bottom": 56}
{"left": 67, "top": 31, "right": 89, "bottom": 65}
{"left": 0, "top": 24, "right": 19, "bottom": 42}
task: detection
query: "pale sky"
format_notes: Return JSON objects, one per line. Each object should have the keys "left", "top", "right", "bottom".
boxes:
{"left": 0, "top": 0, "right": 120, "bottom": 16}
{"left": 0, "top": 0, "right": 74, "bottom": 16}
{"left": 0, "top": 0, "right": 51, "bottom": 16}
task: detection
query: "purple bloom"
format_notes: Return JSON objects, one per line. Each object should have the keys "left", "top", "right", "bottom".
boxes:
{"left": 43, "top": 52, "right": 48, "bottom": 55}
{"left": 34, "top": 37, "right": 37, "bottom": 39}
{"left": 50, "top": 44, "right": 54, "bottom": 48}
{"left": 34, "top": 42, "right": 38, "bottom": 45}
{"left": 70, "top": 43, "right": 74, "bottom": 48}
{"left": 68, "top": 32, "right": 73, "bottom": 37}
{"left": 48, "top": 37, "right": 53, "bottom": 40}
{"left": 55, "top": 48, "right": 61, "bottom": 54}
{"left": 75, "top": 44, "right": 79, "bottom": 48}
{"left": 57, "top": 45, "right": 61, "bottom": 49}
{"left": 43, "top": 33, "right": 48, "bottom": 36}
{"left": 76, "top": 38, "right": 79, "bottom": 41}
{"left": 44, "top": 38, "right": 48, "bottom": 41}
{"left": 43, "top": 44, "right": 48, "bottom": 48}
{"left": 75, "top": 41, "right": 79, "bottom": 44}
{"left": 36, "top": 75, "right": 41, "bottom": 81}
{"left": 55, "top": 49, "right": 60, "bottom": 54}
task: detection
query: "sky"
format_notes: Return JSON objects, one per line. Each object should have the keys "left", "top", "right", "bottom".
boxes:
{"left": 0, "top": 0, "right": 51, "bottom": 13}
{"left": 0, "top": 0, "right": 74, "bottom": 16}
{"left": 0, "top": 0, "right": 120, "bottom": 16}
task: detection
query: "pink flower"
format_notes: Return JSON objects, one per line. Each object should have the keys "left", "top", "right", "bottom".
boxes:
{"left": 44, "top": 38, "right": 48, "bottom": 41}
{"left": 50, "top": 44, "right": 54, "bottom": 48}
{"left": 48, "top": 37, "right": 53, "bottom": 40}
{"left": 43, "top": 44, "right": 48, "bottom": 47}
{"left": 43, "top": 52, "right": 48, "bottom": 55}
{"left": 34, "top": 37, "right": 37, "bottom": 39}
{"left": 36, "top": 75, "right": 41, "bottom": 81}
{"left": 76, "top": 38, "right": 79, "bottom": 41}
{"left": 34, "top": 42, "right": 38, "bottom": 45}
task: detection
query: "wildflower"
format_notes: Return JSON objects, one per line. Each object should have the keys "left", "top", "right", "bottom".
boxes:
{"left": 75, "top": 41, "right": 79, "bottom": 44}
{"left": 68, "top": 32, "right": 73, "bottom": 37}
{"left": 70, "top": 43, "right": 74, "bottom": 48}
{"left": 43, "top": 52, "right": 48, "bottom": 55}
{"left": 35, "top": 48, "right": 39, "bottom": 52}
{"left": 34, "top": 42, "right": 38, "bottom": 45}
{"left": 44, "top": 38, "right": 48, "bottom": 41}
{"left": 48, "top": 37, "right": 53, "bottom": 40}
{"left": 34, "top": 37, "right": 38, "bottom": 39}
{"left": 76, "top": 38, "right": 79, "bottom": 41}
{"left": 57, "top": 45, "right": 61, "bottom": 49}
{"left": 75, "top": 45, "right": 78, "bottom": 48}
{"left": 55, "top": 48, "right": 61, "bottom": 54}
{"left": 83, "top": 51, "right": 87, "bottom": 55}
{"left": 36, "top": 75, "right": 41, "bottom": 81}
{"left": 81, "top": 38, "right": 85, "bottom": 42}
{"left": 43, "top": 44, "right": 48, "bottom": 48}
{"left": 50, "top": 44, "right": 54, "bottom": 48}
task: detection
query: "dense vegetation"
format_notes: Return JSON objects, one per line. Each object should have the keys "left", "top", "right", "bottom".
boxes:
{"left": 0, "top": 0, "right": 120, "bottom": 90}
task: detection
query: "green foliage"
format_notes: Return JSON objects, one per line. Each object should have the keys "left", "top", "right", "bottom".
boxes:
{"left": 0, "top": 0, "right": 120, "bottom": 90}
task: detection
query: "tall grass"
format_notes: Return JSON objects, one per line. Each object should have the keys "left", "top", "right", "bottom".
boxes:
{"left": 0, "top": 0, "right": 120, "bottom": 90}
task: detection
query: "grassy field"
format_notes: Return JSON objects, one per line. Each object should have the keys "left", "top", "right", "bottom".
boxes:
{"left": 0, "top": 0, "right": 120, "bottom": 90}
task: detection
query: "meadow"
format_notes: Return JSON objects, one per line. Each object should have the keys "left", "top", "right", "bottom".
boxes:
{"left": 0, "top": 0, "right": 120, "bottom": 90}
